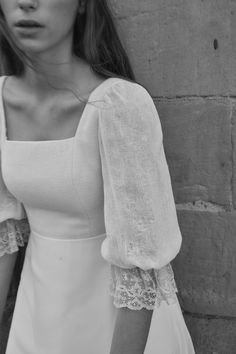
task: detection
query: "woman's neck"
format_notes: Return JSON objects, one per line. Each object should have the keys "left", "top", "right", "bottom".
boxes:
{"left": 21, "top": 56, "right": 93, "bottom": 101}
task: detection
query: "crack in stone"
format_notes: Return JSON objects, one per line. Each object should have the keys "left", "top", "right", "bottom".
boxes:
{"left": 183, "top": 310, "right": 236, "bottom": 322}
{"left": 230, "top": 98, "right": 235, "bottom": 209}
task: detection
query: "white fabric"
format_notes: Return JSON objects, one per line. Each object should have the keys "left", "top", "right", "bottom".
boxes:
{"left": 0, "top": 75, "right": 195, "bottom": 353}
{"left": 0, "top": 157, "right": 26, "bottom": 224}
{"left": 6, "top": 231, "right": 194, "bottom": 354}
{"left": 6, "top": 231, "right": 117, "bottom": 354}
{"left": 98, "top": 82, "right": 182, "bottom": 270}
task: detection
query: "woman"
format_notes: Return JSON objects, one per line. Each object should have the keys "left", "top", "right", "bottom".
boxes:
{"left": 0, "top": 0, "right": 195, "bottom": 353}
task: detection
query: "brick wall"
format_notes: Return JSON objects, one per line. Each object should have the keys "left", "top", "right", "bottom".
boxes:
{"left": 112, "top": 0, "right": 236, "bottom": 352}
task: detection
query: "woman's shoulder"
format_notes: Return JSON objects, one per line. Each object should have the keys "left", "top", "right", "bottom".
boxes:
{"left": 98, "top": 77, "right": 153, "bottom": 109}
{"left": 97, "top": 77, "right": 160, "bottom": 134}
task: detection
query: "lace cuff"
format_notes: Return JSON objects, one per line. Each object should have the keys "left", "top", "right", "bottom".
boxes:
{"left": 0, "top": 218, "right": 30, "bottom": 257}
{"left": 109, "top": 262, "right": 178, "bottom": 310}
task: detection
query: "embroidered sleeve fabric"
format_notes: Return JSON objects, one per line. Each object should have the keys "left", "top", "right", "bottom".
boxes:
{"left": 0, "top": 112, "right": 29, "bottom": 258}
{"left": 98, "top": 80, "right": 182, "bottom": 309}
{"left": 109, "top": 262, "right": 178, "bottom": 310}
{"left": 0, "top": 159, "right": 27, "bottom": 225}
{"left": 98, "top": 80, "right": 182, "bottom": 271}
{"left": 0, "top": 218, "right": 30, "bottom": 257}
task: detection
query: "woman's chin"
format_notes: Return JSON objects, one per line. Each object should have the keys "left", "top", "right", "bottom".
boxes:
{"left": 17, "top": 41, "right": 44, "bottom": 52}
{"left": 11, "top": 27, "right": 47, "bottom": 52}
{"left": 15, "top": 40, "right": 51, "bottom": 59}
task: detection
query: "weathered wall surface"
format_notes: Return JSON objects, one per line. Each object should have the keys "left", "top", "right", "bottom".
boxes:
{"left": 111, "top": 0, "right": 236, "bottom": 352}
{"left": 1, "top": 1, "right": 236, "bottom": 353}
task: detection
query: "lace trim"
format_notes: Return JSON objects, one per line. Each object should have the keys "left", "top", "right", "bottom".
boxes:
{"left": 109, "top": 263, "right": 178, "bottom": 310}
{"left": 0, "top": 218, "right": 30, "bottom": 257}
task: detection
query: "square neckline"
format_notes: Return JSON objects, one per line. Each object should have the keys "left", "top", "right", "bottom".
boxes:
{"left": 0, "top": 75, "right": 116, "bottom": 144}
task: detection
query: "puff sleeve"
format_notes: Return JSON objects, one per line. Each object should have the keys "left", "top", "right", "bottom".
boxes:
{"left": 0, "top": 115, "right": 30, "bottom": 258}
{"left": 98, "top": 80, "right": 182, "bottom": 309}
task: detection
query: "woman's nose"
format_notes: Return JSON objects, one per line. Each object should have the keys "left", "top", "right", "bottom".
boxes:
{"left": 17, "top": 0, "right": 38, "bottom": 11}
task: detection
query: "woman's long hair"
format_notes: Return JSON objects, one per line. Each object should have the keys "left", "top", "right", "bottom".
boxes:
{"left": 0, "top": 0, "right": 135, "bottom": 81}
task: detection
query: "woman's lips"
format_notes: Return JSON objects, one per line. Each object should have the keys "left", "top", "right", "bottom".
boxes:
{"left": 14, "top": 20, "right": 44, "bottom": 36}
{"left": 14, "top": 20, "right": 44, "bottom": 28}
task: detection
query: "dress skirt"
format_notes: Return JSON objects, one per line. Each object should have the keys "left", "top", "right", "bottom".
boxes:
{"left": 6, "top": 230, "right": 195, "bottom": 354}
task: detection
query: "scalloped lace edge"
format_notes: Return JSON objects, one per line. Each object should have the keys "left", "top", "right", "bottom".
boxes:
{"left": 109, "top": 263, "right": 178, "bottom": 310}
{"left": 0, "top": 218, "right": 30, "bottom": 257}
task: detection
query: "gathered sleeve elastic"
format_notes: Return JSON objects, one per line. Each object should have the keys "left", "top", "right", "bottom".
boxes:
{"left": 0, "top": 127, "right": 30, "bottom": 258}
{"left": 98, "top": 80, "right": 182, "bottom": 309}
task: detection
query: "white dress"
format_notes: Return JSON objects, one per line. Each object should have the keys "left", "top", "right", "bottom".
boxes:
{"left": 0, "top": 75, "right": 195, "bottom": 353}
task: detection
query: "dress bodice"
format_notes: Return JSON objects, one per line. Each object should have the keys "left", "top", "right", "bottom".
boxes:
{"left": 0, "top": 76, "right": 118, "bottom": 239}
{"left": 0, "top": 74, "right": 182, "bottom": 272}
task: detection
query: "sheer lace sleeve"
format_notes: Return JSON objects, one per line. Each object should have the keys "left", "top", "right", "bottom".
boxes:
{"left": 98, "top": 80, "right": 182, "bottom": 270}
{"left": 0, "top": 91, "right": 30, "bottom": 257}
{"left": 98, "top": 80, "right": 182, "bottom": 309}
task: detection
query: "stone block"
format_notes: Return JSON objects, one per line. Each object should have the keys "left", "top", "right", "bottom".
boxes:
{"left": 183, "top": 312, "right": 236, "bottom": 354}
{"left": 110, "top": 0, "right": 236, "bottom": 96}
{"left": 155, "top": 98, "right": 232, "bottom": 205}
{"left": 172, "top": 209, "right": 236, "bottom": 317}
